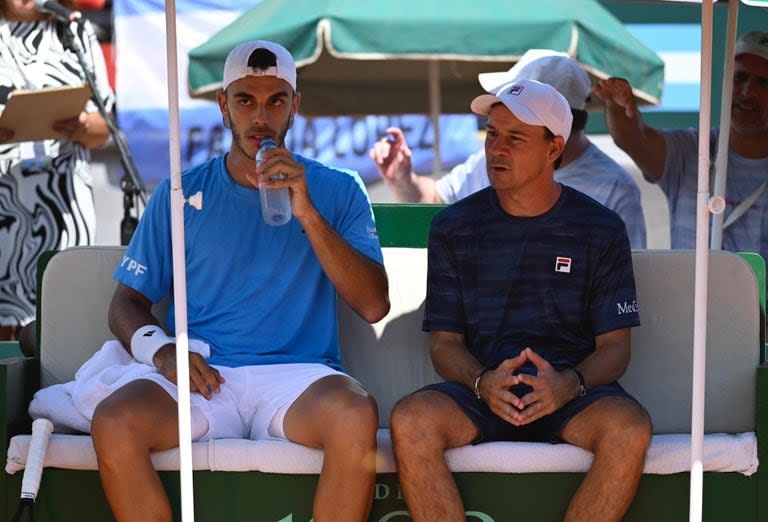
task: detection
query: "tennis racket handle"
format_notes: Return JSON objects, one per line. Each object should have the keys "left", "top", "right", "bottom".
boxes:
{"left": 20, "top": 419, "right": 54, "bottom": 500}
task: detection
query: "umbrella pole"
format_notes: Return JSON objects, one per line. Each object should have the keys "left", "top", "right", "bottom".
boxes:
{"left": 164, "top": 1, "right": 196, "bottom": 520}
{"left": 710, "top": 0, "right": 739, "bottom": 250}
{"left": 428, "top": 60, "right": 442, "bottom": 177}
{"left": 690, "top": 2, "right": 714, "bottom": 522}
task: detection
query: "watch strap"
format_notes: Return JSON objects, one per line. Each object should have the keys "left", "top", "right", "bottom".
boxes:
{"left": 473, "top": 368, "right": 491, "bottom": 400}
{"left": 568, "top": 368, "right": 587, "bottom": 398}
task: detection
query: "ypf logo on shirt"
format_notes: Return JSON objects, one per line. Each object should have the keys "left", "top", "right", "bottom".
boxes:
{"left": 120, "top": 255, "right": 147, "bottom": 276}
{"left": 555, "top": 256, "right": 572, "bottom": 273}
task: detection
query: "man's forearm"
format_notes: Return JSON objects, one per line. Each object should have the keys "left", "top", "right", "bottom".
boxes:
{"left": 574, "top": 332, "right": 631, "bottom": 391}
{"left": 298, "top": 208, "right": 390, "bottom": 323}
{"left": 604, "top": 105, "right": 666, "bottom": 181}
{"left": 108, "top": 287, "right": 164, "bottom": 351}
{"left": 430, "top": 336, "right": 485, "bottom": 390}
{"left": 389, "top": 173, "right": 443, "bottom": 203}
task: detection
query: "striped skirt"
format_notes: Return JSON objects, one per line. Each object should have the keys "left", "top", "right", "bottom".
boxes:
{"left": 0, "top": 166, "right": 94, "bottom": 327}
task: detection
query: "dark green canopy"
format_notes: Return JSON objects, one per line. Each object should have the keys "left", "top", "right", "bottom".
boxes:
{"left": 188, "top": 0, "right": 664, "bottom": 115}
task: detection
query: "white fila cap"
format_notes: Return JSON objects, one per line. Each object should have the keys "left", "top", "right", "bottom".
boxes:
{"left": 471, "top": 79, "right": 573, "bottom": 142}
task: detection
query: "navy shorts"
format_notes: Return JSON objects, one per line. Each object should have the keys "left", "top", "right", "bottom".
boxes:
{"left": 421, "top": 379, "right": 638, "bottom": 444}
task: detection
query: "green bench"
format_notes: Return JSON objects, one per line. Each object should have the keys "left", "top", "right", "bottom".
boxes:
{"left": 1, "top": 204, "right": 766, "bottom": 521}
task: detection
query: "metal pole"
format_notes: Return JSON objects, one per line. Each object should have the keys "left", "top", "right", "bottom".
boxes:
{"left": 710, "top": 0, "right": 739, "bottom": 249}
{"left": 690, "top": 1, "right": 714, "bottom": 521}
{"left": 163, "top": 1, "right": 195, "bottom": 520}
{"left": 428, "top": 60, "right": 442, "bottom": 177}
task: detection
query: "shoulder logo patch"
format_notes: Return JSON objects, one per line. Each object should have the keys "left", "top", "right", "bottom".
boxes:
{"left": 617, "top": 300, "right": 640, "bottom": 315}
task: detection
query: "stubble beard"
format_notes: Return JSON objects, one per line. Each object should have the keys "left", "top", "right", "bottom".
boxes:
{"left": 228, "top": 114, "right": 293, "bottom": 161}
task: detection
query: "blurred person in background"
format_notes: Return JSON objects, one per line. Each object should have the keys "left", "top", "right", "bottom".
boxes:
{"left": 594, "top": 31, "right": 768, "bottom": 259}
{"left": 0, "top": 0, "right": 113, "bottom": 341}
{"left": 370, "top": 51, "right": 646, "bottom": 249}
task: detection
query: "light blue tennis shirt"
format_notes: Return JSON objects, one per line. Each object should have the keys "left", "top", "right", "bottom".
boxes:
{"left": 435, "top": 142, "right": 647, "bottom": 249}
{"left": 113, "top": 154, "right": 383, "bottom": 370}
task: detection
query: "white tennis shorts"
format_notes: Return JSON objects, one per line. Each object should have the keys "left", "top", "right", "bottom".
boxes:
{"left": 140, "top": 363, "right": 347, "bottom": 442}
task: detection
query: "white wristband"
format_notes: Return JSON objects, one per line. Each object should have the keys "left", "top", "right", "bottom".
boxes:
{"left": 130, "top": 324, "right": 173, "bottom": 366}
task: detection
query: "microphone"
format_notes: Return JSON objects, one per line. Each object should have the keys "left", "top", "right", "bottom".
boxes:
{"left": 33, "top": 0, "right": 83, "bottom": 24}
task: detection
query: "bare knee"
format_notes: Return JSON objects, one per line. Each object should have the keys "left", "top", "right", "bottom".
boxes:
{"left": 92, "top": 392, "right": 140, "bottom": 445}
{"left": 342, "top": 390, "right": 378, "bottom": 437}
{"left": 324, "top": 388, "right": 378, "bottom": 449}
{"left": 390, "top": 393, "right": 452, "bottom": 452}
{"left": 91, "top": 382, "right": 177, "bottom": 459}
{"left": 91, "top": 394, "right": 146, "bottom": 469}
{"left": 596, "top": 403, "right": 652, "bottom": 458}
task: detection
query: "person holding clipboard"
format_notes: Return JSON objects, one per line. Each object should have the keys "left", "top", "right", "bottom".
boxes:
{"left": 0, "top": 0, "right": 113, "bottom": 343}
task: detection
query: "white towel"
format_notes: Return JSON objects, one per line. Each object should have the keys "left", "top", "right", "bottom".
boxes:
{"left": 29, "top": 338, "right": 210, "bottom": 434}
{"left": 28, "top": 382, "right": 89, "bottom": 434}
{"left": 5, "top": 430, "right": 759, "bottom": 476}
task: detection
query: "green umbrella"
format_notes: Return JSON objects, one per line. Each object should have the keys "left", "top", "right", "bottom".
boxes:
{"left": 187, "top": 0, "right": 665, "bottom": 173}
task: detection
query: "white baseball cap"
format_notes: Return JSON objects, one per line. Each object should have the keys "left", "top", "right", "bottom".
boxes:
{"left": 478, "top": 50, "right": 591, "bottom": 110}
{"left": 470, "top": 79, "right": 573, "bottom": 142}
{"left": 222, "top": 40, "right": 297, "bottom": 91}
{"left": 735, "top": 31, "right": 768, "bottom": 63}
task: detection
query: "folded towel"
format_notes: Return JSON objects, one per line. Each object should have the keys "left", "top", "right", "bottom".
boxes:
{"left": 5, "top": 430, "right": 759, "bottom": 477}
{"left": 29, "top": 338, "right": 210, "bottom": 433}
{"left": 28, "top": 382, "right": 88, "bottom": 434}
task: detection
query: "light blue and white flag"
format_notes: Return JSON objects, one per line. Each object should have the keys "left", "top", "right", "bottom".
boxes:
{"left": 628, "top": 24, "right": 701, "bottom": 112}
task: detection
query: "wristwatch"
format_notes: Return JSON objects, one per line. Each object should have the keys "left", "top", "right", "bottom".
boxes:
{"left": 568, "top": 368, "right": 587, "bottom": 398}
{"left": 474, "top": 368, "right": 491, "bottom": 400}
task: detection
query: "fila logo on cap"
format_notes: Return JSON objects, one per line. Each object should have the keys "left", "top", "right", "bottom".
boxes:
{"left": 555, "top": 256, "right": 572, "bottom": 273}
{"left": 506, "top": 85, "right": 524, "bottom": 96}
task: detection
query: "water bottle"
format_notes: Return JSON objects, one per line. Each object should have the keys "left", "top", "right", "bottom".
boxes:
{"left": 256, "top": 138, "right": 292, "bottom": 226}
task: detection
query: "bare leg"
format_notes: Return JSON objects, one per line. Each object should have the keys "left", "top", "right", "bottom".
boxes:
{"left": 390, "top": 390, "right": 478, "bottom": 522}
{"left": 0, "top": 325, "right": 21, "bottom": 341}
{"left": 283, "top": 375, "right": 378, "bottom": 522}
{"left": 91, "top": 380, "right": 182, "bottom": 522}
{"left": 18, "top": 321, "right": 36, "bottom": 357}
{"left": 560, "top": 396, "right": 652, "bottom": 522}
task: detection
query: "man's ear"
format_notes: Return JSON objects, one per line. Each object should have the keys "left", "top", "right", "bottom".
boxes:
{"left": 291, "top": 90, "right": 302, "bottom": 117}
{"left": 216, "top": 89, "right": 229, "bottom": 122}
{"left": 549, "top": 135, "right": 566, "bottom": 163}
{"left": 217, "top": 90, "right": 232, "bottom": 129}
{"left": 287, "top": 92, "right": 301, "bottom": 131}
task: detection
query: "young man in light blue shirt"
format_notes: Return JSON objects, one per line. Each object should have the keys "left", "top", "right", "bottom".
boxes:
{"left": 92, "top": 40, "right": 390, "bottom": 522}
